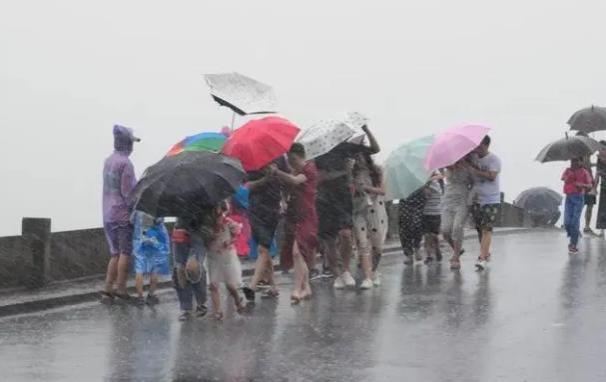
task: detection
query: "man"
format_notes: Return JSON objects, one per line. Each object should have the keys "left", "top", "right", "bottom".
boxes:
{"left": 582, "top": 155, "right": 598, "bottom": 235}
{"left": 466, "top": 135, "right": 501, "bottom": 270}
{"left": 102, "top": 124, "right": 140, "bottom": 303}
{"left": 242, "top": 157, "right": 288, "bottom": 300}
{"left": 316, "top": 125, "right": 380, "bottom": 289}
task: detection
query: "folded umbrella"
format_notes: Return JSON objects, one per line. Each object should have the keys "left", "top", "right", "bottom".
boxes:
{"left": 568, "top": 105, "right": 606, "bottom": 133}
{"left": 384, "top": 135, "right": 434, "bottom": 200}
{"left": 166, "top": 132, "right": 227, "bottom": 157}
{"left": 297, "top": 118, "right": 356, "bottom": 159}
{"left": 132, "top": 151, "right": 245, "bottom": 218}
{"left": 535, "top": 135, "right": 601, "bottom": 163}
{"left": 424, "top": 124, "right": 491, "bottom": 170}
{"left": 221, "top": 116, "right": 299, "bottom": 171}
{"left": 204, "top": 72, "right": 277, "bottom": 116}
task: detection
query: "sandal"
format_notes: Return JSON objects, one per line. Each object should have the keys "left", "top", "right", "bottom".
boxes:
{"left": 235, "top": 297, "right": 245, "bottom": 314}
{"left": 242, "top": 286, "right": 256, "bottom": 301}
{"left": 261, "top": 288, "right": 280, "bottom": 299}
{"left": 100, "top": 291, "right": 114, "bottom": 304}
{"left": 290, "top": 295, "right": 301, "bottom": 305}
{"left": 212, "top": 311, "right": 224, "bottom": 321}
{"left": 449, "top": 258, "right": 461, "bottom": 270}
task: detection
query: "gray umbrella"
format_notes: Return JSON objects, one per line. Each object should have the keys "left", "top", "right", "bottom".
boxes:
{"left": 568, "top": 105, "right": 606, "bottom": 133}
{"left": 514, "top": 187, "right": 562, "bottom": 213}
{"left": 535, "top": 135, "right": 601, "bottom": 163}
{"left": 204, "top": 72, "right": 277, "bottom": 116}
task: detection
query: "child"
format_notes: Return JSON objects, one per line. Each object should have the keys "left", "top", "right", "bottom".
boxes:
{"left": 202, "top": 203, "right": 245, "bottom": 320}
{"left": 132, "top": 211, "right": 170, "bottom": 306}
{"left": 422, "top": 173, "right": 444, "bottom": 264}
{"left": 172, "top": 215, "right": 208, "bottom": 321}
{"left": 562, "top": 157, "right": 593, "bottom": 254}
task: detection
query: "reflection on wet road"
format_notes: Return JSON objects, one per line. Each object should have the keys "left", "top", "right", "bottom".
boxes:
{"left": 2, "top": 231, "right": 606, "bottom": 381}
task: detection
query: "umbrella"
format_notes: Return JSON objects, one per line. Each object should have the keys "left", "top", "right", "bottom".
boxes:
{"left": 514, "top": 187, "right": 562, "bottom": 214}
{"left": 132, "top": 151, "right": 245, "bottom": 218}
{"left": 297, "top": 118, "right": 356, "bottom": 159}
{"left": 221, "top": 116, "right": 299, "bottom": 171}
{"left": 341, "top": 111, "right": 370, "bottom": 144}
{"left": 568, "top": 105, "right": 606, "bottom": 133}
{"left": 204, "top": 72, "right": 277, "bottom": 116}
{"left": 166, "top": 132, "right": 227, "bottom": 157}
{"left": 424, "top": 124, "right": 491, "bottom": 170}
{"left": 535, "top": 135, "right": 601, "bottom": 163}
{"left": 384, "top": 135, "right": 434, "bottom": 200}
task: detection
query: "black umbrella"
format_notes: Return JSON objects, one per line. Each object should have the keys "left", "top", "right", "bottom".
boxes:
{"left": 535, "top": 135, "right": 601, "bottom": 163}
{"left": 568, "top": 105, "right": 606, "bottom": 133}
{"left": 514, "top": 187, "right": 562, "bottom": 213}
{"left": 131, "top": 151, "right": 245, "bottom": 218}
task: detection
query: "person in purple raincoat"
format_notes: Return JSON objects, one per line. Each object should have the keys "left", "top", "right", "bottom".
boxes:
{"left": 101, "top": 124, "right": 140, "bottom": 303}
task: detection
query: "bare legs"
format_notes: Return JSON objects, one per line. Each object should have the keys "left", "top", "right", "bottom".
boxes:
{"left": 479, "top": 230, "right": 492, "bottom": 260}
{"left": 104, "top": 254, "right": 130, "bottom": 295}
{"left": 443, "top": 233, "right": 462, "bottom": 269}
{"left": 104, "top": 257, "right": 118, "bottom": 294}
{"left": 250, "top": 245, "right": 276, "bottom": 292}
{"left": 291, "top": 242, "right": 311, "bottom": 303}
{"left": 210, "top": 282, "right": 245, "bottom": 320}
{"left": 135, "top": 273, "right": 158, "bottom": 298}
{"left": 585, "top": 204, "right": 594, "bottom": 231}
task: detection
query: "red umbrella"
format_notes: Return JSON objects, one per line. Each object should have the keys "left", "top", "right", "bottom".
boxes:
{"left": 222, "top": 116, "right": 299, "bottom": 171}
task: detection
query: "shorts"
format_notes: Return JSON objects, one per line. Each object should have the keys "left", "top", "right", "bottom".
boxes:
{"left": 422, "top": 215, "right": 441, "bottom": 235}
{"left": 104, "top": 222, "right": 133, "bottom": 257}
{"left": 249, "top": 211, "right": 279, "bottom": 250}
{"left": 585, "top": 194, "right": 597, "bottom": 206}
{"left": 472, "top": 203, "right": 501, "bottom": 232}
{"left": 317, "top": 187, "right": 353, "bottom": 240}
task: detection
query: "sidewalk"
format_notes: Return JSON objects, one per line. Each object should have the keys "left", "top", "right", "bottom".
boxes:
{"left": 0, "top": 227, "right": 533, "bottom": 317}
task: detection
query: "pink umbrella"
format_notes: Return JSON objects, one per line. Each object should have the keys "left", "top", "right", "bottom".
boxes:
{"left": 424, "top": 124, "right": 491, "bottom": 170}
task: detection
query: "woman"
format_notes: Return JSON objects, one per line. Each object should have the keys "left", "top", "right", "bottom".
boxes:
{"left": 274, "top": 143, "right": 318, "bottom": 304}
{"left": 595, "top": 142, "right": 606, "bottom": 235}
{"left": 352, "top": 151, "right": 388, "bottom": 288}
{"left": 441, "top": 161, "right": 474, "bottom": 270}
{"left": 562, "top": 157, "right": 592, "bottom": 254}
{"left": 399, "top": 188, "right": 426, "bottom": 265}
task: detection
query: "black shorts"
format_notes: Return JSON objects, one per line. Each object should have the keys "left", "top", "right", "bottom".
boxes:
{"left": 422, "top": 215, "right": 441, "bottom": 235}
{"left": 585, "top": 194, "right": 597, "bottom": 206}
{"left": 249, "top": 211, "right": 279, "bottom": 250}
{"left": 317, "top": 187, "right": 353, "bottom": 240}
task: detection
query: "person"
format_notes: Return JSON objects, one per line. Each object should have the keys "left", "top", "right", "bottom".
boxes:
{"left": 274, "top": 143, "right": 318, "bottom": 303}
{"left": 422, "top": 173, "right": 444, "bottom": 264}
{"left": 561, "top": 158, "right": 593, "bottom": 254}
{"left": 582, "top": 155, "right": 598, "bottom": 235}
{"left": 440, "top": 162, "right": 473, "bottom": 270}
{"left": 316, "top": 125, "right": 380, "bottom": 289}
{"left": 242, "top": 157, "right": 288, "bottom": 300}
{"left": 466, "top": 135, "right": 502, "bottom": 270}
{"left": 132, "top": 211, "right": 170, "bottom": 306}
{"left": 172, "top": 215, "right": 208, "bottom": 321}
{"left": 398, "top": 188, "right": 426, "bottom": 265}
{"left": 201, "top": 203, "right": 246, "bottom": 320}
{"left": 595, "top": 142, "right": 606, "bottom": 235}
{"left": 101, "top": 124, "right": 140, "bottom": 303}
{"left": 352, "top": 150, "right": 387, "bottom": 288}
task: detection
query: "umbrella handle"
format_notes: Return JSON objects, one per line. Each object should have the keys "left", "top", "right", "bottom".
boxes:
{"left": 230, "top": 111, "right": 236, "bottom": 132}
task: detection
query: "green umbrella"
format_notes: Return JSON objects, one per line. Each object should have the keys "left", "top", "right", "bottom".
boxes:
{"left": 384, "top": 135, "right": 434, "bottom": 200}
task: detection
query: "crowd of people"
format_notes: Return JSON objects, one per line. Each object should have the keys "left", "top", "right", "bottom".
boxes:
{"left": 101, "top": 124, "right": 502, "bottom": 321}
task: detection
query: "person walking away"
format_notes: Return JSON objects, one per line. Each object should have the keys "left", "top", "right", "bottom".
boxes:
{"left": 467, "top": 135, "right": 502, "bottom": 270}
{"left": 582, "top": 155, "right": 598, "bottom": 235}
{"left": 352, "top": 151, "right": 388, "bottom": 288}
{"left": 242, "top": 157, "right": 288, "bottom": 300}
{"left": 595, "top": 142, "right": 606, "bottom": 236}
{"left": 422, "top": 173, "right": 444, "bottom": 264}
{"left": 440, "top": 162, "right": 474, "bottom": 270}
{"left": 101, "top": 125, "right": 140, "bottom": 303}
{"left": 274, "top": 143, "right": 318, "bottom": 303}
{"left": 201, "top": 203, "right": 245, "bottom": 320}
{"left": 399, "top": 188, "right": 426, "bottom": 265}
{"left": 172, "top": 215, "right": 208, "bottom": 321}
{"left": 132, "top": 211, "right": 170, "bottom": 306}
{"left": 561, "top": 158, "right": 593, "bottom": 254}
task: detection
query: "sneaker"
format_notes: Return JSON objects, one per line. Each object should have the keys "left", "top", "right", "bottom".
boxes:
{"left": 178, "top": 311, "right": 192, "bottom": 321}
{"left": 257, "top": 280, "right": 271, "bottom": 289}
{"left": 322, "top": 269, "right": 335, "bottom": 278}
{"left": 568, "top": 245, "right": 579, "bottom": 255}
{"left": 342, "top": 272, "right": 356, "bottom": 287}
{"left": 414, "top": 249, "right": 423, "bottom": 262}
{"left": 309, "top": 269, "right": 323, "bottom": 281}
{"left": 373, "top": 272, "right": 381, "bottom": 287}
{"left": 195, "top": 305, "right": 208, "bottom": 318}
{"left": 146, "top": 294, "right": 159, "bottom": 306}
{"left": 134, "top": 296, "right": 145, "bottom": 306}
{"left": 360, "top": 279, "right": 373, "bottom": 290}
{"left": 334, "top": 275, "right": 346, "bottom": 289}
{"left": 584, "top": 227, "right": 594, "bottom": 235}
{"left": 403, "top": 255, "right": 413, "bottom": 265}
{"left": 475, "top": 258, "right": 488, "bottom": 271}
{"left": 242, "top": 286, "right": 256, "bottom": 301}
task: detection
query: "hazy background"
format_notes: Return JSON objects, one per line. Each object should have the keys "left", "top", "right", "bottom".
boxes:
{"left": 1, "top": 0, "right": 606, "bottom": 236}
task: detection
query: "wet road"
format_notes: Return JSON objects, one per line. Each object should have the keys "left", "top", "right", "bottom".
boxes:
{"left": 2, "top": 231, "right": 606, "bottom": 381}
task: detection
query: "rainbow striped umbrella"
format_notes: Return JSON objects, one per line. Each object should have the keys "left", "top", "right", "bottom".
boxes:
{"left": 166, "top": 132, "right": 227, "bottom": 157}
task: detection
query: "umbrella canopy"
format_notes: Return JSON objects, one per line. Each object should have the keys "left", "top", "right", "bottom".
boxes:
{"left": 535, "top": 135, "right": 601, "bottom": 163}
{"left": 568, "top": 105, "right": 606, "bottom": 133}
{"left": 297, "top": 118, "right": 356, "bottom": 159}
{"left": 341, "top": 111, "right": 369, "bottom": 143}
{"left": 384, "top": 135, "right": 434, "bottom": 200}
{"left": 166, "top": 132, "right": 227, "bottom": 157}
{"left": 424, "top": 124, "right": 491, "bottom": 170}
{"left": 222, "top": 116, "right": 299, "bottom": 171}
{"left": 132, "top": 151, "right": 245, "bottom": 218}
{"left": 204, "top": 72, "right": 277, "bottom": 116}
{"left": 514, "top": 187, "right": 562, "bottom": 214}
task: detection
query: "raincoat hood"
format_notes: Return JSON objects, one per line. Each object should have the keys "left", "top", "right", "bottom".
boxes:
{"left": 113, "top": 124, "right": 140, "bottom": 154}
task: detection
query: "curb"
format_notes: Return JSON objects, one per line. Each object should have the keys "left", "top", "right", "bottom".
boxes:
{"left": 0, "top": 228, "right": 535, "bottom": 318}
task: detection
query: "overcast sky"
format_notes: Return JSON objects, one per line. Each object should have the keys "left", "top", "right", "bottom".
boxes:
{"left": 1, "top": 0, "right": 606, "bottom": 235}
